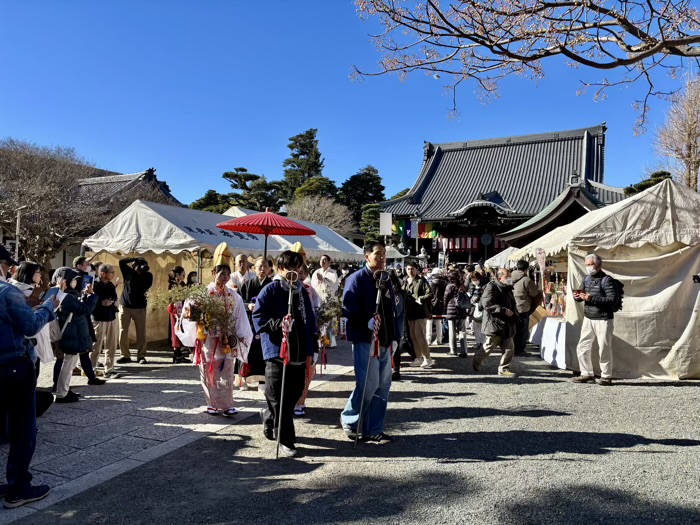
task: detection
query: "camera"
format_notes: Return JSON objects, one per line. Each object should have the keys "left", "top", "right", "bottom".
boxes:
{"left": 693, "top": 275, "right": 700, "bottom": 284}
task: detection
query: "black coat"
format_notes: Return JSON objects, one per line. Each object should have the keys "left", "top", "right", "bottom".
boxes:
{"left": 480, "top": 280, "right": 517, "bottom": 338}
{"left": 57, "top": 292, "right": 99, "bottom": 354}
{"left": 576, "top": 270, "right": 616, "bottom": 320}
{"left": 429, "top": 276, "right": 448, "bottom": 316}
{"left": 443, "top": 282, "right": 467, "bottom": 320}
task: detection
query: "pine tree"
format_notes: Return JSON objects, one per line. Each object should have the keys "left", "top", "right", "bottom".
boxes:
{"left": 623, "top": 171, "right": 672, "bottom": 196}
{"left": 282, "top": 128, "right": 324, "bottom": 202}
{"left": 295, "top": 175, "right": 338, "bottom": 200}
{"left": 338, "top": 165, "right": 386, "bottom": 224}
{"left": 359, "top": 203, "right": 381, "bottom": 241}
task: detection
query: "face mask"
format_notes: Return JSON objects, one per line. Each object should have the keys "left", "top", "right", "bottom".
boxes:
{"left": 586, "top": 266, "right": 596, "bottom": 275}
{"left": 472, "top": 281, "right": 480, "bottom": 287}
{"left": 504, "top": 278, "right": 513, "bottom": 286}
{"left": 70, "top": 279, "right": 78, "bottom": 289}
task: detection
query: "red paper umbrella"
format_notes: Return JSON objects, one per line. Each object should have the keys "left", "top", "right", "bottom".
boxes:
{"left": 216, "top": 208, "right": 316, "bottom": 258}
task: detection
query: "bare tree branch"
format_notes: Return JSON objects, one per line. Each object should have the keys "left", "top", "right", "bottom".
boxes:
{"left": 355, "top": 0, "right": 700, "bottom": 130}
{"left": 286, "top": 196, "right": 357, "bottom": 236}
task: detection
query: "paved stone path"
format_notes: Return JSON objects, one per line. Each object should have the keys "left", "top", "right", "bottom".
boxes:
{"left": 0, "top": 343, "right": 353, "bottom": 524}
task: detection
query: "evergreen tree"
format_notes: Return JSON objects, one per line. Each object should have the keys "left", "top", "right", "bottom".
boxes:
{"left": 189, "top": 189, "right": 234, "bottom": 214}
{"left": 359, "top": 203, "right": 381, "bottom": 241}
{"left": 295, "top": 175, "right": 338, "bottom": 200}
{"left": 245, "top": 177, "right": 285, "bottom": 212}
{"left": 390, "top": 187, "right": 411, "bottom": 200}
{"left": 338, "top": 165, "right": 386, "bottom": 224}
{"left": 282, "top": 128, "right": 324, "bottom": 202}
{"left": 624, "top": 171, "right": 672, "bottom": 196}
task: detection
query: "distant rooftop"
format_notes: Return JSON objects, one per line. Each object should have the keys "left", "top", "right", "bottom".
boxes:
{"left": 382, "top": 124, "right": 607, "bottom": 222}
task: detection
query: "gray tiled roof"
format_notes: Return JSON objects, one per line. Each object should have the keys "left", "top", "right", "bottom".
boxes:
{"left": 381, "top": 124, "right": 606, "bottom": 221}
{"left": 73, "top": 171, "right": 182, "bottom": 206}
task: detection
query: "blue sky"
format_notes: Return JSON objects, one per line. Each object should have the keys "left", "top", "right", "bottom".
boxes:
{"left": 0, "top": 1, "right": 678, "bottom": 205}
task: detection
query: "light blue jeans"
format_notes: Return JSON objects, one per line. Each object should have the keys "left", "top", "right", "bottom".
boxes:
{"left": 340, "top": 341, "right": 392, "bottom": 436}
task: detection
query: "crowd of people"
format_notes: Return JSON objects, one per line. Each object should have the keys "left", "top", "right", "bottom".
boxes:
{"left": 0, "top": 239, "right": 620, "bottom": 507}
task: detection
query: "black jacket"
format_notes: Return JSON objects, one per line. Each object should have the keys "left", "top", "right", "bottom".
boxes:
{"left": 57, "top": 292, "right": 99, "bottom": 354}
{"left": 576, "top": 270, "right": 616, "bottom": 320}
{"left": 92, "top": 281, "right": 118, "bottom": 322}
{"left": 480, "top": 280, "right": 517, "bottom": 338}
{"left": 429, "top": 276, "right": 448, "bottom": 316}
{"left": 119, "top": 258, "right": 153, "bottom": 309}
{"left": 443, "top": 282, "right": 467, "bottom": 320}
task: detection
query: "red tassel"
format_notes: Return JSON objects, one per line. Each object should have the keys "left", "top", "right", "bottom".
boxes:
{"left": 280, "top": 314, "right": 292, "bottom": 366}
{"left": 194, "top": 339, "right": 203, "bottom": 366}
{"left": 372, "top": 313, "right": 382, "bottom": 358}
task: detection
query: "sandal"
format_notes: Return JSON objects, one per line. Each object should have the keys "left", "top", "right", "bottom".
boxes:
{"left": 206, "top": 407, "right": 221, "bottom": 415}
{"left": 222, "top": 407, "right": 238, "bottom": 417}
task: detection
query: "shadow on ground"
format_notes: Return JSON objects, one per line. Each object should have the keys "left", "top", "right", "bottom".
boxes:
{"left": 500, "top": 484, "right": 700, "bottom": 525}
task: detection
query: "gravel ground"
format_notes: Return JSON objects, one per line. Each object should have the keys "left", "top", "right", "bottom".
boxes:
{"left": 10, "top": 344, "right": 700, "bottom": 525}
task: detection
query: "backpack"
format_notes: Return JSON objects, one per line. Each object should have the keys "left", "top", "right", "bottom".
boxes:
{"left": 456, "top": 291, "right": 470, "bottom": 310}
{"left": 602, "top": 275, "right": 624, "bottom": 312}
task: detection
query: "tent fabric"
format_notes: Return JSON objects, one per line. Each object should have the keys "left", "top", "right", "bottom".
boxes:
{"left": 510, "top": 179, "right": 700, "bottom": 260}
{"left": 223, "top": 207, "right": 365, "bottom": 261}
{"left": 508, "top": 180, "right": 700, "bottom": 380}
{"left": 84, "top": 201, "right": 365, "bottom": 260}
{"left": 484, "top": 247, "right": 520, "bottom": 269}
{"left": 84, "top": 200, "right": 284, "bottom": 256}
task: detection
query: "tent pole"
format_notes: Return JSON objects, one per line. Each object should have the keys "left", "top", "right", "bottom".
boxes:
{"left": 263, "top": 234, "right": 268, "bottom": 260}
{"left": 197, "top": 250, "right": 202, "bottom": 284}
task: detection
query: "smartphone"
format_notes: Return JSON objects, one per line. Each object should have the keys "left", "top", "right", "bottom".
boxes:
{"left": 41, "top": 287, "right": 60, "bottom": 302}
{"left": 82, "top": 275, "right": 94, "bottom": 289}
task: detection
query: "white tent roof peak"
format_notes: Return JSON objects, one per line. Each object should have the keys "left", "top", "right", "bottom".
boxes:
{"left": 84, "top": 201, "right": 365, "bottom": 261}
{"left": 511, "top": 179, "right": 700, "bottom": 259}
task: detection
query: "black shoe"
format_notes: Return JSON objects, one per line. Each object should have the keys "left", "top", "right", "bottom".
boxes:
{"left": 457, "top": 352, "right": 468, "bottom": 358}
{"left": 173, "top": 357, "right": 192, "bottom": 364}
{"left": 392, "top": 370, "right": 401, "bottom": 381}
{"left": 87, "top": 378, "right": 106, "bottom": 386}
{"left": 4, "top": 484, "right": 50, "bottom": 509}
{"left": 68, "top": 389, "right": 81, "bottom": 397}
{"left": 260, "top": 409, "right": 274, "bottom": 441}
{"left": 362, "top": 432, "right": 394, "bottom": 444}
{"left": 138, "top": 358, "right": 148, "bottom": 365}
{"left": 116, "top": 357, "right": 132, "bottom": 364}
{"left": 56, "top": 393, "right": 80, "bottom": 403}
{"left": 0, "top": 483, "right": 8, "bottom": 499}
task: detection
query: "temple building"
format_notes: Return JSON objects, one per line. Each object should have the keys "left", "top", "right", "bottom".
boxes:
{"left": 380, "top": 123, "right": 625, "bottom": 263}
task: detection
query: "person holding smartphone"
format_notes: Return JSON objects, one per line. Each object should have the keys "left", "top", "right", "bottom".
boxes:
{"left": 90, "top": 264, "right": 120, "bottom": 379}
{"left": 0, "top": 270, "right": 57, "bottom": 508}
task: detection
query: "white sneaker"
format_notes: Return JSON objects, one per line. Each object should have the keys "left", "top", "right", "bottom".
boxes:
{"left": 409, "top": 358, "right": 423, "bottom": 367}
{"left": 280, "top": 444, "right": 298, "bottom": 457}
{"left": 421, "top": 358, "right": 435, "bottom": 369}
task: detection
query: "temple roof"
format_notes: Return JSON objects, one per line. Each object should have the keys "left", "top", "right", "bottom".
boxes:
{"left": 381, "top": 124, "right": 607, "bottom": 222}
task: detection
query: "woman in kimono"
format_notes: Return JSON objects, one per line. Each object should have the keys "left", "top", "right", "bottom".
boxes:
{"left": 186, "top": 244, "right": 253, "bottom": 416}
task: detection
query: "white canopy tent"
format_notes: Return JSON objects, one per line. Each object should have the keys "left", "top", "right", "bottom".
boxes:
{"left": 223, "top": 206, "right": 365, "bottom": 262}
{"left": 484, "top": 246, "right": 520, "bottom": 269}
{"left": 83, "top": 200, "right": 364, "bottom": 341}
{"left": 510, "top": 179, "right": 700, "bottom": 379}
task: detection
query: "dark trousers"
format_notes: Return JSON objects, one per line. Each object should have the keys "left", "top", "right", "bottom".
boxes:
{"left": 0, "top": 357, "right": 37, "bottom": 495}
{"left": 514, "top": 312, "right": 530, "bottom": 354}
{"left": 263, "top": 359, "right": 306, "bottom": 448}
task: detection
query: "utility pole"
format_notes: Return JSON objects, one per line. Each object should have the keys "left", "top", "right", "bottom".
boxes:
{"left": 15, "top": 205, "right": 28, "bottom": 261}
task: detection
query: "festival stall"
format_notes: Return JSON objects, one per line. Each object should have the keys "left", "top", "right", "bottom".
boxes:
{"left": 483, "top": 246, "right": 520, "bottom": 270}
{"left": 83, "top": 200, "right": 365, "bottom": 341}
{"left": 510, "top": 179, "right": 700, "bottom": 379}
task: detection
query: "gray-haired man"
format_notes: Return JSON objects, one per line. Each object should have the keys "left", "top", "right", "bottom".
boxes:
{"left": 572, "top": 254, "right": 617, "bottom": 386}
